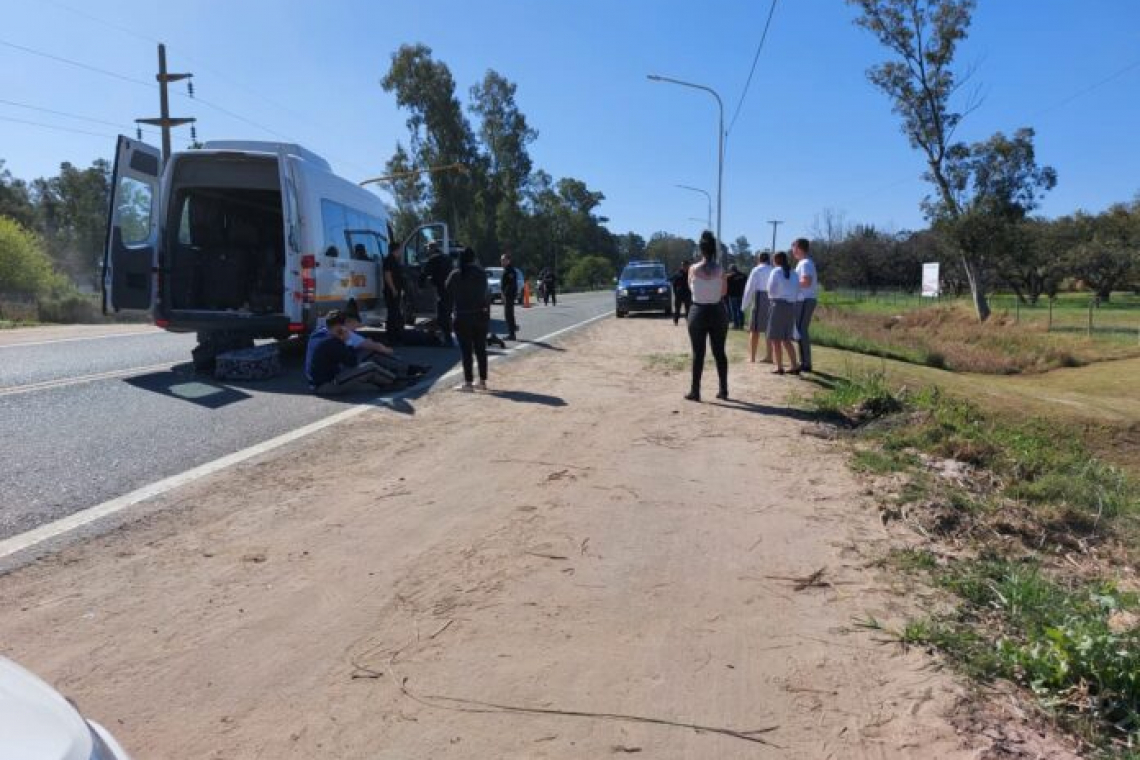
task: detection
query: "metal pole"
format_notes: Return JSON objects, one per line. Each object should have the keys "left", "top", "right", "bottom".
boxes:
{"left": 768, "top": 220, "right": 783, "bottom": 255}
{"left": 675, "top": 185, "right": 712, "bottom": 231}
{"left": 648, "top": 75, "right": 726, "bottom": 265}
{"left": 135, "top": 43, "right": 193, "bottom": 165}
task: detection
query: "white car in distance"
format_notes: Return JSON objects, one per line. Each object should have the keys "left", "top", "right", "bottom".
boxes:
{"left": 1, "top": 656, "right": 132, "bottom": 760}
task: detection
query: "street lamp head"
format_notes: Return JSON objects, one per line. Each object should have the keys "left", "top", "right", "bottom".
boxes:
{"left": 647, "top": 74, "right": 662, "bottom": 82}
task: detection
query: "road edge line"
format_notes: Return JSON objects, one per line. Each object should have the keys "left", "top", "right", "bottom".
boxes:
{"left": 0, "top": 308, "right": 611, "bottom": 562}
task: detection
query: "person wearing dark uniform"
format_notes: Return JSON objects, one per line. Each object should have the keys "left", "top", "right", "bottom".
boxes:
{"left": 420, "top": 242, "right": 454, "bottom": 346}
{"left": 500, "top": 252, "right": 520, "bottom": 341}
{"left": 383, "top": 242, "right": 405, "bottom": 345}
{"left": 446, "top": 247, "right": 490, "bottom": 391}
{"left": 542, "top": 268, "right": 557, "bottom": 306}
{"left": 670, "top": 260, "right": 692, "bottom": 326}
{"left": 726, "top": 264, "right": 748, "bottom": 330}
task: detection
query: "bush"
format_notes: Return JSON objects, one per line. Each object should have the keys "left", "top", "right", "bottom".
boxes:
{"left": 0, "top": 215, "right": 58, "bottom": 299}
{"left": 37, "top": 292, "right": 102, "bottom": 323}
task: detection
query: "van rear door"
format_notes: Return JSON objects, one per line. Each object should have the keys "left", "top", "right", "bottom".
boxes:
{"left": 276, "top": 147, "right": 303, "bottom": 326}
{"left": 103, "top": 136, "right": 162, "bottom": 314}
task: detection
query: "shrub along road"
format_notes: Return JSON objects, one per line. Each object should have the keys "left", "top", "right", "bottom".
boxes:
{"left": 0, "top": 292, "right": 612, "bottom": 547}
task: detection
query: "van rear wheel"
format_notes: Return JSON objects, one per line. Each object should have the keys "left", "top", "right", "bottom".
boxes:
{"left": 192, "top": 330, "right": 254, "bottom": 374}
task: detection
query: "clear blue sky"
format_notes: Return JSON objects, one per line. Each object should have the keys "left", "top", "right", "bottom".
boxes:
{"left": 2, "top": 0, "right": 1138, "bottom": 250}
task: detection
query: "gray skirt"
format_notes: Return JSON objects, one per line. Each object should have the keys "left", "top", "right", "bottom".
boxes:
{"left": 767, "top": 299, "right": 796, "bottom": 340}
{"left": 749, "top": 292, "right": 770, "bottom": 333}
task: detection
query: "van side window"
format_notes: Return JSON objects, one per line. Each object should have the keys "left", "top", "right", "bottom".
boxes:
{"left": 320, "top": 199, "right": 346, "bottom": 258}
{"left": 346, "top": 231, "right": 380, "bottom": 261}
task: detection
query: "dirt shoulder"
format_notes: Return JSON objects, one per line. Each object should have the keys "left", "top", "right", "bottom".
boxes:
{"left": 0, "top": 318, "right": 1076, "bottom": 758}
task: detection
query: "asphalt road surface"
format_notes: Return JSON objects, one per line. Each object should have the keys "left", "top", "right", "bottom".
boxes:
{"left": 0, "top": 292, "right": 614, "bottom": 542}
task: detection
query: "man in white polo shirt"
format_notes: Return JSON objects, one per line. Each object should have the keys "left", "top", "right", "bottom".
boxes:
{"left": 792, "top": 238, "right": 818, "bottom": 373}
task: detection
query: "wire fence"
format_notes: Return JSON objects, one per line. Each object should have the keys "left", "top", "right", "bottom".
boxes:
{"left": 820, "top": 289, "right": 1140, "bottom": 344}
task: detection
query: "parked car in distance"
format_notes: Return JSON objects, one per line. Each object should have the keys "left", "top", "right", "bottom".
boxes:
{"left": 615, "top": 260, "right": 671, "bottom": 317}
{"left": 1, "top": 656, "right": 133, "bottom": 759}
{"left": 484, "top": 266, "right": 525, "bottom": 304}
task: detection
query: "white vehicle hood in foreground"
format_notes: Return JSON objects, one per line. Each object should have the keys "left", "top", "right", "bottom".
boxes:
{"left": 0, "top": 657, "right": 91, "bottom": 760}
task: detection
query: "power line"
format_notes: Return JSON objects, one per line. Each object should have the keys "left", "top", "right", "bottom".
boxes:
{"left": 0, "top": 114, "right": 117, "bottom": 140}
{"left": 1030, "top": 55, "right": 1140, "bottom": 120}
{"left": 727, "top": 0, "right": 779, "bottom": 136}
{"left": 0, "top": 97, "right": 129, "bottom": 129}
{"left": 0, "top": 38, "right": 154, "bottom": 89}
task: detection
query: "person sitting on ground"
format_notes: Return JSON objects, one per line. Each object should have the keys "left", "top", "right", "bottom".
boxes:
{"left": 304, "top": 310, "right": 398, "bottom": 395}
{"left": 342, "top": 313, "right": 431, "bottom": 382}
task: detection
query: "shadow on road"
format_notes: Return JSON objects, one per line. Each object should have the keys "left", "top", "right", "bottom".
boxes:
{"left": 709, "top": 397, "right": 821, "bottom": 423}
{"left": 124, "top": 372, "right": 253, "bottom": 410}
{"left": 486, "top": 389, "right": 567, "bottom": 407}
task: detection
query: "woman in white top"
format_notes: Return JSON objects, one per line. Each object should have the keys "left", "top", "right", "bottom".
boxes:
{"left": 740, "top": 251, "right": 774, "bottom": 364}
{"left": 765, "top": 251, "right": 801, "bottom": 375}
{"left": 685, "top": 231, "right": 729, "bottom": 402}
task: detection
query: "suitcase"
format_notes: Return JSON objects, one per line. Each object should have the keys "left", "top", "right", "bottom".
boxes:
{"left": 214, "top": 344, "right": 282, "bottom": 381}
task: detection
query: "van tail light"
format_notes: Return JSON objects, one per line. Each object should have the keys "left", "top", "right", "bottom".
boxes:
{"left": 300, "top": 254, "right": 316, "bottom": 304}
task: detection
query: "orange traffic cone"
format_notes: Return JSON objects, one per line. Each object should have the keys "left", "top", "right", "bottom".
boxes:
{"left": 523, "top": 280, "right": 532, "bottom": 308}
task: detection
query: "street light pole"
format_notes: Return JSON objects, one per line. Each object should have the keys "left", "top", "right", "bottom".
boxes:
{"left": 649, "top": 74, "right": 725, "bottom": 266}
{"left": 675, "top": 184, "right": 712, "bottom": 232}
{"left": 768, "top": 220, "right": 783, "bottom": 255}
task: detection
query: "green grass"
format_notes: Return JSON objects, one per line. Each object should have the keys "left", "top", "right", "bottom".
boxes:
{"left": 906, "top": 558, "right": 1140, "bottom": 752}
{"left": 643, "top": 352, "right": 689, "bottom": 373}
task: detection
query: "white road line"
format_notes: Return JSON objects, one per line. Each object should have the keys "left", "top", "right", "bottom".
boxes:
{"left": 0, "top": 330, "right": 164, "bottom": 349}
{"left": 0, "top": 308, "right": 611, "bottom": 561}
{"left": 0, "top": 362, "right": 178, "bottom": 398}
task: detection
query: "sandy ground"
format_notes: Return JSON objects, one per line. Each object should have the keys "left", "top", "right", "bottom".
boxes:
{"left": 0, "top": 318, "right": 1078, "bottom": 758}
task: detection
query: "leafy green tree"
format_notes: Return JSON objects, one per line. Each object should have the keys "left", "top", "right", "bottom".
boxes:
{"left": 30, "top": 159, "right": 111, "bottom": 288}
{"left": 564, "top": 254, "right": 613, "bottom": 290}
{"left": 645, "top": 232, "right": 696, "bottom": 273}
{"left": 849, "top": 0, "right": 1055, "bottom": 321}
{"left": 1070, "top": 202, "right": 1139, "bottom": 301}
{"left": 730, "top": 235, "right": 753, "bottom": 266}
{"left": 382, "top": 44, "right": 479, "bottom": 237}
{"left": 0, "top": 159, "right": 35, "bottom": 228}
{"left": 383, "top": 143, "right": 427, "bottom": 239}
{"left": 0, "top": 216, "right": 59, "bottom": 298}
{"left": 617, "top": 231, "right": 647, "bottom": 261}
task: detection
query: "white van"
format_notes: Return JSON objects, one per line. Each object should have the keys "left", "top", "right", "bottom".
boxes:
{"left": 102, "top": 136, "right": 451, "bottom": 367}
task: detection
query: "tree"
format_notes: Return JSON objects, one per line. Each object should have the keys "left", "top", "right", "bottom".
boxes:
{"left": 617, "top": 231, "right": 647, "bottom": 261}
{"left": 29, "top": 159, "right": 111, "bottom": 289}
{"left": 0, "top": 159, "right": 35, "bottom": 228}
{"left": 383, "top": 143, "right": 427, "bottom": 238}
{"left": 644, "top": 232, "right": 696, "bottom": 273}
{"left": 730, "top": 235, "right": 753, "bottom": 266}
{"left": 849, "top": 0, "right": 1054, "bottom": 321}
{"left": 382, "top": 44, "right": 479, "bottom": 238}
{"left": 1071, "top": 203, "right": 1139, "bottom": 301}
{"left": 0, "top": 216, "right": 59, "bottom": 298}
{"left": 564, "top": 254, "right": 613, "bottom": 289}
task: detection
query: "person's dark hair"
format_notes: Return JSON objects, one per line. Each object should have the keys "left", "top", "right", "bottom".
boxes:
{"left": 698, "top": 231, "right": 717, "bottom": 262}
{"left": 793, "top": 238, "right": 810, "bottom": 254}
{"left": 773, "top": 251, "right": 791, "bottom": 279}
{"left": 758, "top": 251, "right": 771, "bottom": 264}
{"left": 459, "top": 247, "right": 479, "bottom": 280}
{"left": 325, "top": 310, "right": 346, "bottom": 327}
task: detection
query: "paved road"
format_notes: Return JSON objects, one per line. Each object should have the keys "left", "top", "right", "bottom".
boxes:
{"left": 0, "top": 292, "right": 613, "bottom": 541}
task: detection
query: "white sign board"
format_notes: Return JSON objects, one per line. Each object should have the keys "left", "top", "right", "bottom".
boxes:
{"left": 921, "top": 262, "right": 940, "bottom": 297}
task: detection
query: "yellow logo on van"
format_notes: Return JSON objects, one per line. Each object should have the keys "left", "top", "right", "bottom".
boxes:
{"left": 338, "top": 274, "right": 368, "bottom": 288}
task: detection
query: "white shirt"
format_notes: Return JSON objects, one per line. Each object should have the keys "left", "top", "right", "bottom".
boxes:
{"left": 345, "top": 330, "right": 365, "bottom": 349}
{"left": 767, "top": 267, "right": 799, "bottom": 302}
{"left": 795, "top": 257, "right": 818, "bottom": 301}
{"left": 741, "top": 264, "right": 773, "bottom": 312}
{"left": 690, "top": 262, "right": 724, "bottom": 304}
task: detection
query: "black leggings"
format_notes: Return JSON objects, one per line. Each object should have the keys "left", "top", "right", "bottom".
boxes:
{"left": 454, "top": 314, "right": 488, "bottom": 383}
{"left": 687, "top": 302, "right": 729, "bottom": 395}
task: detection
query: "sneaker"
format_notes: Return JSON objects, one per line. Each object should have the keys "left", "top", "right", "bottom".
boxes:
{"left": 476, "top": 380, "right": 488, "bottom": 391}
{"left": 684, "top": 391, "right": 700, "bottom": 402}
{"left": 716, "top": 389, "right": 728, "bottom": 400}
{"left": 458, "top": 382, "right": 474, "bottom": 393}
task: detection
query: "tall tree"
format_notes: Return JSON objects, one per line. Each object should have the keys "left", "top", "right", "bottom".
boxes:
{"left": 383, "top": 142, "right": 427, "bottom": 239}
{"left": 30, "top": 159, "right": 111, "bottom": 289}
{"left": 0, "top": 159, "right": 35, "bottom": 228}
{"left": 730, "top": 235, "right": 752, "bottom": 265}
{"left": 617, "top": 231, "right": 647, "bottom": 261}
{"left": 381, "top": 44, "right": 479, "bottom": 238}
{"left": 848, "top": 0, "right": 1056, "bottom": 320}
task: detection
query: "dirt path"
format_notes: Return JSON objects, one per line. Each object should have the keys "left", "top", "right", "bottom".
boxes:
{"left": 0, "top": 318, "right": 1071, "bottom": 758}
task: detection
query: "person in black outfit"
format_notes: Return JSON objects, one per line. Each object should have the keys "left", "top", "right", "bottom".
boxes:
{"left": 726, "top": 264, "right": 748, "bottom": 330}
{"left": 671, "top": 260, "right": 692, "bottom": 326}
{"left": 420, "top": 242, "right": 454, "bottom": 346}
{"left": 500, "top": 252, "right": 519, "bottom": 341}
{"left": 383, "top": 242, "right": 405, "bottom": 345}
{"left": 685, "top": 231, "right": 729, "bottom": 402}
{"left": 542, "top": 268, "right": 557, "bottom": 306}
{"left": 446, "top": 247, "right": 490, "bottom": 391}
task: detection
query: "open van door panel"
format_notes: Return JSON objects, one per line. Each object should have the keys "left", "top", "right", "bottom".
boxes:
{"left": 276, "top": 147, "right": 303, "bottom": 326}
{"left": 401, "top": 222, "right": 449, "bottom": 317}
{"left": 103, "top": 136, "right": 161, "bottom": 314}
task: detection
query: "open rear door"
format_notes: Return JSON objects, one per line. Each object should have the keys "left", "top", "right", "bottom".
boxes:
{"left": 103, "top": 136, "right": 162, "bottom": 314}
{"left": 276, "top": 147, "right": 303, "bottom": 325}
{"left": 401, "top": 222, "right": 450, "bottom": 316}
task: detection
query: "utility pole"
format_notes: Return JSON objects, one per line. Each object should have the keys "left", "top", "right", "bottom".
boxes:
{"left": 767, "top": 220, "right": 783, "bottom": 255}
{"left": 135, "top": 43, "right": 194, "bottom": 163}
